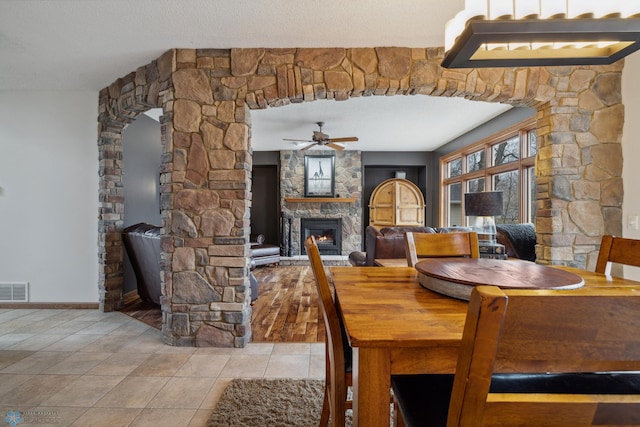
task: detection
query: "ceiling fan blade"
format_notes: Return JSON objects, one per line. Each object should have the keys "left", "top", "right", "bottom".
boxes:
{"left": 327, "top": 142, "right": 345, "bottom": 151}
{"left": 328, "top": 137, "right": 358, "bottom": 143}
{"left": 300, "top": 142, "right": 318, "bottom": 150}
{"left": 283, "top": 138, "right": 313, "bottom": 142}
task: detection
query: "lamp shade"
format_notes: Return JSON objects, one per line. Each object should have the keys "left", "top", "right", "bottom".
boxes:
{"left": 464, "top": 191, "right": 504, "bottom": 216}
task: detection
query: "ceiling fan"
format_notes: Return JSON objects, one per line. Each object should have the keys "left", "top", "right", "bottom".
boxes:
{"left": 283, "top": 122, "right": 358, "bottom": 151}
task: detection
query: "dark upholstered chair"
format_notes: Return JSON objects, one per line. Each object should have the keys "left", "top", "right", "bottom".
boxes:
{"left": 248, "top": 234, "right": 280, "bottom": 302}
{"left": 122, "top": 223, "right": 162, "bottom": 306}
{"left": 250, "top": 234, "right": 280, "bottom": 267}
{"left": 392, "top": 285, "right": 640, "bottom": 427}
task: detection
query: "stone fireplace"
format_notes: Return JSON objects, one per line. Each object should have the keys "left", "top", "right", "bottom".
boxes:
{"left": 300, "top": 218, "right": 342, "bottom": 255}
{"left": 280, "top": 150, "right": 362, "bottom": 257}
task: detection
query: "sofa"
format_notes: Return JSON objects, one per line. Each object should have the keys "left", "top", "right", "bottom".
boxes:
{"left": 250, "top": 234, "right": 281, "bottom": 267}
{"left": 249, "top": 234, "right": 280, "bottom": 302}
{"left": 348, "top": 224, "right": 538, "bottom": 266}
{"left": 348, "top": 226, "right": 471, "bottom": 266}
{"left": 122, "top": 223, "right": 163, "bottom": 305}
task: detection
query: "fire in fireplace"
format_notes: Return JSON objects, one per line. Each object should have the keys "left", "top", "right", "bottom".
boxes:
{"left": 300, "top": 218, "right": 342, "bottom": 255}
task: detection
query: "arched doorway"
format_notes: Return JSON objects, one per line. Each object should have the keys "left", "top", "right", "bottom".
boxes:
{"left": 97, "top": 47, "right": 624, "bottom": 346}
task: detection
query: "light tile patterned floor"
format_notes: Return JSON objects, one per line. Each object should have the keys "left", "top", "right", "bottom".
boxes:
{"left": 0, "top": 308, "right": 325, "bottom": 426}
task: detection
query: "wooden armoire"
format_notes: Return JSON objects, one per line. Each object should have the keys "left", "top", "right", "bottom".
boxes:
{"left": 368, "top": 178, "right": 425, "bottom": 227}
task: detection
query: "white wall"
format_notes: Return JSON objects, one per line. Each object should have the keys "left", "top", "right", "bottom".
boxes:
{"left": 0, "top": 91, "right": 99, "bottom": 302}
{"left": 622, "top": 52, "right": 640, "bottom": 280}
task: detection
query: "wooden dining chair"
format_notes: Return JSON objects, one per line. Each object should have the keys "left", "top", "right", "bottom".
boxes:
{"left": 392, "top": 285, "right": 640, "bottom": 426}
{"left": 595, "top": 234, "right": 640, "bottom": 275}
{"left": 404, "top": 231, "right": 480, "bottom": 267}
{"left": 304, "top": 235, "right": 352, "bottom": 427}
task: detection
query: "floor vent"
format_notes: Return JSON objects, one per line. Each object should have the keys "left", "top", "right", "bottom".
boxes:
{"left": 0, "top": 283, "right": 29, "bottom": 302}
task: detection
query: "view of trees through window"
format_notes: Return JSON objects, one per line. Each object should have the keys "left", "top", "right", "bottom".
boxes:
{"left": 441, "top": 118, "right": 536, "bottom": 227}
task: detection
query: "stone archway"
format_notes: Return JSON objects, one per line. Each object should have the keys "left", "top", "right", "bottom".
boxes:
{"left": 97, "top": 47, "right": 624, "bottom": 347}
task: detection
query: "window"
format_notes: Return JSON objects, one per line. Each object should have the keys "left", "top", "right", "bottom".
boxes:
{"left": 446, "top": 182, "right": 462, "bottom": 227}
{"left": 493, "top": 170, "right": 519, "bottom": 223}
{"left": 440, "top": 118, "right": 536, "bottom": 227}
{"left": 467, "top": 150, "right": 485, "bottom": 172}
{"left": 448, "top": 158, "right": 462, "bottom": 178}
{"left": 492, "top": 135, "right": 519, "bottom": 166}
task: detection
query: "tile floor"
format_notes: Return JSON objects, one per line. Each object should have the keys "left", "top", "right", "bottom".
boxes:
{"left": 0, "top": 308, "right": 325, "bottom": 426}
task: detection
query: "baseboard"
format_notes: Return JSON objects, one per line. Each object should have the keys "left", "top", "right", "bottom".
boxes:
{"left": 123, "top": 289, "right": 141, "bottom": 305}
{"left": 0, "top": 302, "right": 100, "bottom": 309}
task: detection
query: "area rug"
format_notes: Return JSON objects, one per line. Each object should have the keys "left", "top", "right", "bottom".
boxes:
{"left": 208, "top": 378, "right": 334, "bottom": 427}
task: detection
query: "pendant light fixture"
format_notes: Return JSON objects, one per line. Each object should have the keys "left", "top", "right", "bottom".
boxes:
{"left": 442, "top": 0, "right": 640, "bottom": 68}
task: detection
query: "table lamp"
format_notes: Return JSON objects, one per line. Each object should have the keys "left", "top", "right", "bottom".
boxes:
{"left": 464, "top": 191, "right": 503, "bottom": 244}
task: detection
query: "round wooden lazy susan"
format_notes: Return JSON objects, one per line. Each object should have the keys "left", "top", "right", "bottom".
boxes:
{"left": 415, "top": 258, "right": 584, "bottom": 301}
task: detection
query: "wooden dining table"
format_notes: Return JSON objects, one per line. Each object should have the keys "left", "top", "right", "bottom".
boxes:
{"left": 330, "top": 262, "right": 640, "bottom": 427}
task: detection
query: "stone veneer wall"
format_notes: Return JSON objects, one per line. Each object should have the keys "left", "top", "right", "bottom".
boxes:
{"left": 280, "top": 150, "right": 362, "bottom": 256}
{"left": 97, "top": 46, "right": 624, "bottom": 347}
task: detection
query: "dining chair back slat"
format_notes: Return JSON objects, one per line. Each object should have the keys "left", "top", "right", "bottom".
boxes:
{"left": 304, "top": 235, "right": 351, "bottom": 427}
{"left": 595, "top": 234, "right": 640, "bottom": 275}
{"left": 404, "top": 231, "right": 480, "bottom": 267}
{"left": 393, "top": 285, "right": 640, "bottom": 426}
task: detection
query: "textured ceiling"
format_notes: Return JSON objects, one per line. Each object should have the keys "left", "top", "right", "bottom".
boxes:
{"left": 1, "top": 0, "right": 514, "bottom": 151}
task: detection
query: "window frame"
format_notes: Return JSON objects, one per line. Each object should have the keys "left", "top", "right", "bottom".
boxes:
{"left": 439, "top": 118, "right": 536, "bottom": 227}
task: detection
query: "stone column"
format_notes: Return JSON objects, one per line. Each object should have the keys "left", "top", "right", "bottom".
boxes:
{"left": 534, "top": 65, "right": 624, "bottom": 269}
{"left": 162, "top": 49, "right": 252, "bottom": 347}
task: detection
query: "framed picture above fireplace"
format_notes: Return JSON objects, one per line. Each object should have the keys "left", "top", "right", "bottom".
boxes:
{"left": 304, "top": 155, "right": 335, "bottom": 197}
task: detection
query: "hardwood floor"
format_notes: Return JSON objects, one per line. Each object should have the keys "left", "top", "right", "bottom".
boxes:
{"left": 121, "top": 265, "right": 325, "bottom": 343}
{"left": 251, "top": 265, "right": 325, "bottom": 343}
{"left": 120, "top": 298, "right": 162, "bottom": 330}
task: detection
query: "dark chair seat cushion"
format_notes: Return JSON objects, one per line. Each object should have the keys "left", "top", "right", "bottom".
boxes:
{"left": 391, "top": 373, "right": 640, "bottom": 427}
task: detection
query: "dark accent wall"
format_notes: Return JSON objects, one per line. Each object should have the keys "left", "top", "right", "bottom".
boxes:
{"left": 250, "top": 165, "right": 279, "bottom": 245}
{"left": 252, "top": 151, "right": 279, "bottom": 165}
{"left": 362, "top": 151, "right": 432, "bottom": 226}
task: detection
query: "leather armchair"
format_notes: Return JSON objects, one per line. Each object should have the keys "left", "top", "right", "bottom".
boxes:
{"left": 122, "top": 223, "right": 162, "bottom": 305}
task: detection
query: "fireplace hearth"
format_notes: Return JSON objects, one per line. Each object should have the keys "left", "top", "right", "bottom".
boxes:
{"left": 300, "top": 218, "right": 342, "bottom": 255}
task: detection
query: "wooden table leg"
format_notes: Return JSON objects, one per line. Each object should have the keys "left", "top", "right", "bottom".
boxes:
{"left": 352, "top": 347, "right": 391, "bottom": 427}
